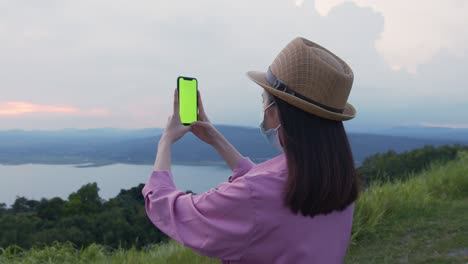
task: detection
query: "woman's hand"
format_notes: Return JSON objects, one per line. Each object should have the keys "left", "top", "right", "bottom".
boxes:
{"left": 160, "top": 88, "right": 191, "bottom": 145}
{"left": 190, "top": 91, "right": 221, "bottom": 146}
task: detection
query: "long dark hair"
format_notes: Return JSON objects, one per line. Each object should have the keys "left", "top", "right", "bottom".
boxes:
{"left": 272, "top": 94, "right": 360, "bottom": 217}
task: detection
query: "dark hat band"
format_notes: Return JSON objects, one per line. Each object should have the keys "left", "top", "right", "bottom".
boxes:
{"left": 265, "top": 66, "right": 344, "bottom": 114}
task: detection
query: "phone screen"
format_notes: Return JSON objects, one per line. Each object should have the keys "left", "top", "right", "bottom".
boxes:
{"left": 178, "top": 76, "right": 198, "bottom": 125}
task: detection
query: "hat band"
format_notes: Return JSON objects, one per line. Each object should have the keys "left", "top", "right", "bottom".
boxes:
{"left": 266, "top": 67, "right": 344, "bottom": 114}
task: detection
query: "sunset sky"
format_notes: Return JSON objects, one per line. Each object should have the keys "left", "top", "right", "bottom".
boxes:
{"left": 1, "top": 0, "right": 467, "bottom": 131}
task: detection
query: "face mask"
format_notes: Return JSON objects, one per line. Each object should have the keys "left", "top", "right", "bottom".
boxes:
{"left": 259, "top": 101, "right": 283, "bottom": 152}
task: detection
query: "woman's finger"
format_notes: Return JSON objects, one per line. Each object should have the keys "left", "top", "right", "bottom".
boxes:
{"left": 182, "top": 124, "right": 191, "bottom": 134}
{"left": 197, "top": 91, "right": 204, "bottom": 116}
{"left": 197, "top": 90, "right": 209, "bottom": 122}
{"left": 197, "top": 90, "right": 206, "bottom": 118}
{"left": 190, "top": 121, "right": 205, "bottom": 131}
{"left": 190, "top": 121, "right": 200, "bottom": 130}
{"left": 173, "top": 88, "right": 179, "bottom": 114}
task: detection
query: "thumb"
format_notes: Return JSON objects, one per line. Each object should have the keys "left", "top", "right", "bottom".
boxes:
{"left": 193, "top": 121, "right": 211, "bottom": 127}
{"left": 190, "top": 121, "right": 201, "bottom": 129}
{"left": 190, "top": 121, "right": 208, "bottom": 131}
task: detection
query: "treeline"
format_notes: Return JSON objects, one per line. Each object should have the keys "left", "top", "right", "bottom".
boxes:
{"left": 0, "top": 183, "right": 192, "bottom": 250}
{"left": 1, "top": 144, "right": 467, "bottom": 251}
{"left": 358, "top": 144, "right": 468, "bottom": 186}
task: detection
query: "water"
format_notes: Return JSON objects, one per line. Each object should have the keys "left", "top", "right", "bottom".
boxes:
{"left": 0, "top": 163, "right": 233, "bottom": 207}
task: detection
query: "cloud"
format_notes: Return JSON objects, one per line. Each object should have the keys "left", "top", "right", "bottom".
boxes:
{"left": 315, "top": 0, "right": 468, "bottom": 73}
{"left": 0, "top": 101, "right": 110, "bottom": 116}
{"left": 0, "top": 0, "right": 466, "bottom": 130}
{"left": 295, "top": 0, "right": 305, "bottom": 7}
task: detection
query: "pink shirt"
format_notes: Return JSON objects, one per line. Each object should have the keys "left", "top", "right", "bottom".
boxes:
{"left": 142, "top": 153, "right": 355, "bottom": 263}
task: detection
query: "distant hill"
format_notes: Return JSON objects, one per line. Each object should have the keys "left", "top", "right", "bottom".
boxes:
{"left": 373, "top": 125, "right": 468, "bottom": 142}
{"left": 0, "top": 128, "right": 163, "bottom": 141}
{"left": 0, "top": 125, "right": 466, "bottom": 167}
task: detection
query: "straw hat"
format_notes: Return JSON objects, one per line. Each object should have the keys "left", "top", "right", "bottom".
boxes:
{"left": 246, "top": 37, "right": 356, "bottom": 121}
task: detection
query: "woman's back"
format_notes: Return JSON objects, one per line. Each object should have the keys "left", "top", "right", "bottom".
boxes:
{"left": 224, "top": 154, "right": 354, "bottom": 263}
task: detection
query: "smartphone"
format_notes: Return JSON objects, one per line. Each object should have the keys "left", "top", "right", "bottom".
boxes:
{"left": 177, "top": 76, "right": 198, "bottom": 125}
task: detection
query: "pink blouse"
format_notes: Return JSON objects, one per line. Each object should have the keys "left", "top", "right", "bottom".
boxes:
{"left": 142, "top": 153, "right": 355, "bottom": 263}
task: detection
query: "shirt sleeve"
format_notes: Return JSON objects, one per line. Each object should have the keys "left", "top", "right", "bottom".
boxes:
{"left": 228, "top": 156, "right": 256, "bottom": 182}
{"left": 141, "top": 157, "right": 256, "bottom": 261}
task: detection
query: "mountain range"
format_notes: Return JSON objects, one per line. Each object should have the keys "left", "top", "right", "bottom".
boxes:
{"left": 0, "top": 125, "right": 467, "bottom": 167}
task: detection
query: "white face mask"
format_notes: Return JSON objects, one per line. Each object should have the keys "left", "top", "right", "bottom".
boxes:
{"left": 259, "top": 101, "right": 283, "bottom": 152}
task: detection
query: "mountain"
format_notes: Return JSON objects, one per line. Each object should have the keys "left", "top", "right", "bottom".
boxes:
{"left": 0, "top": 125, "right": 466, "bottom": 167}
{"left": 373, "top": 125, "right": 468, "bottom": 142}
{"left": 0, "top": 127, "right": 163, "bottom": 140}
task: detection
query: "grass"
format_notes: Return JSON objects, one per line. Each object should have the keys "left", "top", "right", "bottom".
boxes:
{"left": 345, "top": 198, "right": 468, "bottom": 263}
{"left": 345, "top": 151, "right": 468, "bottom": 263}
{"left": 1, "top": 151, "right": 468, "bottom": 263}
{"left": 0, "top": 240, "right": 219, "bottom": 264}
{"left": 350, "top": 151, "right": 468, "bottom": 242}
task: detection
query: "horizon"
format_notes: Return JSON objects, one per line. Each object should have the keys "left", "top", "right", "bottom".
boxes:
{"left": 1, "top": 123, "right": 468, "bottom": 134}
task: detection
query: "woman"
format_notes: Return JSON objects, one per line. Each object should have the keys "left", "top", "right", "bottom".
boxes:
{"left": 142, "top": 37, "right": 360, "bottom": 263}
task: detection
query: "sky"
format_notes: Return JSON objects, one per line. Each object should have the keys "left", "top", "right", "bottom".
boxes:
{"left": 1, "top": 0, "right": 467, "bottom": 132}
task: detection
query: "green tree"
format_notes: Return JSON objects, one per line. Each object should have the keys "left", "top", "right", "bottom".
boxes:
{"left": 0, "top": 203, "right": 6, "bottom": 214}
{"left": 11, "top": 196, "right": 39, "bottom": 213}
{"left": 63, "top": 183, "right": 103, "bottom": 216}
{"left": 358, "top": 144, "right": 468, "bottom": 185}
{"left": 37, "top": 197, "right": 65, "bottom": 221}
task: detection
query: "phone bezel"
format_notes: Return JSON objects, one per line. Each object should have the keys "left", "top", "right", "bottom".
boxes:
{"left": 177, "top": 76, "right": 198, "bottom": 126}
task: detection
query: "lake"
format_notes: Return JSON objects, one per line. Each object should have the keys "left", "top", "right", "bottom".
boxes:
{"left": 0, "top": 163, "right": 233, "bottom": 207}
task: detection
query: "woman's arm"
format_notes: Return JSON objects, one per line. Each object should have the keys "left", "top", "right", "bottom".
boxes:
{"left": 210, "top": 129, "right": 243, "bottom": 171}
{"left": 153, "top": 135, "right": 172, "bottom": 171}
{"left": 142, "top": 169, "right": 255, "bottom": 260}
{"left": 153, "top": 88, "right": 191, "bottom": 171}
{"left": 154, "top": 122, "right": 245, "bottom": 172}
{"left": 154, "top": 89, "right": 255, "bottom": 174}
{"left": 144, "top": 89, "right": 257, "bottom": 260}
{"left": 190, "top": 90, "right": 251, "bottom": 171}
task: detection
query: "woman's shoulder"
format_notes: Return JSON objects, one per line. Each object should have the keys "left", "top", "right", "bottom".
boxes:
{"left": 246, "top": 153, "right": 287, "bottom": 176}
{"left": 241, "top": 154, "right": 288, "bottom": 193}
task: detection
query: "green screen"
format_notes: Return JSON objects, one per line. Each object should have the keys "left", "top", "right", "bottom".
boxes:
{"left": 178, "top": 77, "right": 197, "bottom": 124}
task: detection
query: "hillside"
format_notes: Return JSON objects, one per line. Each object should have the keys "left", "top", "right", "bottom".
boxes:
{"left": 2, "top": 151, "right": 467, "bottom": 263}
{"left": 374, "top": 125, "right": 468, "bottom": 142}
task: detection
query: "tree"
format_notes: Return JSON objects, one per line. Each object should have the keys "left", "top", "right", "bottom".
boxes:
{"left": 11, "top": 196, "right": 39, "bottom": 213}
{"left": 358, "top": 144, "right": 468, "bottom": 185}
{"left": 37, "top": 197, "right": 65, "bottom": 221}
{"left": 63, "top": 183, "right": 103, "bottom": 216}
